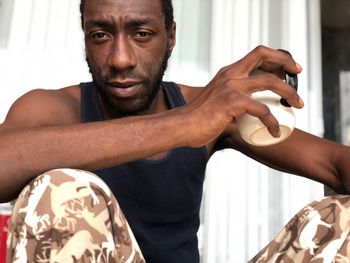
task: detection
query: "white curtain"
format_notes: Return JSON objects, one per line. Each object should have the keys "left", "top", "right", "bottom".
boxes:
{"left": 166, "top": 0, "right": 212, "bottom": 85}
{"left": 0, "top": 0, "right": 90, "bottom": 120}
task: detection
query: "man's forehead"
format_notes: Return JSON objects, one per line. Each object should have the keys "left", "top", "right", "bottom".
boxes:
{"left": 84, "top": 0, "right": 163, "bottom": 17}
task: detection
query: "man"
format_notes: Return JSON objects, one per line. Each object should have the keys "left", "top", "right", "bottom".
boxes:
{"left": 1, "top": 0, "right": 350, "bottom": 262}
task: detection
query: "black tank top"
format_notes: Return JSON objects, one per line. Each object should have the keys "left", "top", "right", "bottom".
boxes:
{"left": 80, "top": 82, "right": 208, "bottom": 263}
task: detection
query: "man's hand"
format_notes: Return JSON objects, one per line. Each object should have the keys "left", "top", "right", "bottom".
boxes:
{"left": 183, "top": 45, "right": 304, "bottom": 148}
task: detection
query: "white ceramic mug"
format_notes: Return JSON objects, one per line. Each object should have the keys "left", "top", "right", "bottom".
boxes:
{"left": 237, "top": 71, "right": 298, "bottom": 146}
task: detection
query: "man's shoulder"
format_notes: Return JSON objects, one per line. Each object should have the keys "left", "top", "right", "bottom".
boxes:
{"left": 3, "top": 84, "right": 81, "bottom": 128}
{"left": 176, "top": 83, "right": 205, "bottom": 103}
{"left": 15, "top": 84, "right": 81, "bottom": 112}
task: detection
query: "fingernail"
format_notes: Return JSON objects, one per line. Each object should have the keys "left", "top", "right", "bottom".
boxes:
{"left": 275, "top": 121, "right": 281, "bottom": 137}
{"left": 298, "top": 97, "right": 304, "bottom": 107}
{"left": 296, "top": 63, "right": 303, "bottom": 71}
{"left": 276, "top": 129, "right": 281, "bottom": 138}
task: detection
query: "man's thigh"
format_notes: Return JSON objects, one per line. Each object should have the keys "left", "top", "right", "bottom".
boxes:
{"left": 7, "top": 168, "right": 145, "bottom": 263}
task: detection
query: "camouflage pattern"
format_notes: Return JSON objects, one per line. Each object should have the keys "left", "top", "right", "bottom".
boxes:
{"left": 6, "top": 169, "right": 145, "bottom": 263}
{"left": 6, "top": 168, "right": 350, "bottom": 262}
{"left": 250, "top": 195, "right": 350, "bottom": 263}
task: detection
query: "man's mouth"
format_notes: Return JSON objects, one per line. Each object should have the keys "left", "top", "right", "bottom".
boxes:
{"left": 107, "top": 81, "right": 142, "bottom": 98}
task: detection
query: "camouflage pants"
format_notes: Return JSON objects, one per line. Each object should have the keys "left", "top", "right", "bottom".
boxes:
{"left": 6, "top": 169, "right": 145, "bottom": 263}
{"left": 6, "top": 169, "right": 350, "bottom": 263}
{"left": 250, "top": 195, "right": 350, "bottom": 262}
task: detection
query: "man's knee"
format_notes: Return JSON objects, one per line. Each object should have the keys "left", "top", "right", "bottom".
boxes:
{"left": 15, "top": 169, "right": 114, "bottom": 222}
{"left": 7, "top": 167, "right": 145, "bottom": 262}
{"left": 311, "top": 195, "right": 350, "bottom": 227}
{"left": 15, "top": 168, "right": 111, "bottom": 208}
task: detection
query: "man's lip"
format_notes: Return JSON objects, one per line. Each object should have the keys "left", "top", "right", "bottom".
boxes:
{"left": 107, "top": 81, "right": 141, "bottom": 88}
{"left": 107, "top": 81, "right": 142, "bottom": 98}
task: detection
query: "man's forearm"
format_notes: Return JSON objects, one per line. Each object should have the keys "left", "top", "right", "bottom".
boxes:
{"left": 239, "top": 129, "right": 350, "bottom": 194}
{"left": 0, "top": 112, "right": 187, "bottom": 202}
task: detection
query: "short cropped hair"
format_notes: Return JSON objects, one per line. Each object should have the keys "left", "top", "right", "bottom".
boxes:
{"left": 79, "top": 0, "right": 174, "bottom": 32}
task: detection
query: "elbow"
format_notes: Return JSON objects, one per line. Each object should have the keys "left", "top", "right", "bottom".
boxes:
{"left": 328, "top": 171, "right": 350, "bottom": 195}
{"left": 0, "top": 189, "right": 19, "bottom": 204}
{"left": 339, "top": 178, "right": 350, "bottom": 195}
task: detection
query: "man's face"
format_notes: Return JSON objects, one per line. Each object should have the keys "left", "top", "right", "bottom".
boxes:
{"left": 83, "top": 0, "right": 175, "bottom": 117}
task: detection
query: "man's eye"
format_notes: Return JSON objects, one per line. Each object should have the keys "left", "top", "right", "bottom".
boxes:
{"left": 137, "top": 32, "right": 151, "bottom": 37}
{"left": 90, "top": 32, "right": 110, "bottom": 40}
{"left": 133, "top": 31, "right": 153, "bottom": 41}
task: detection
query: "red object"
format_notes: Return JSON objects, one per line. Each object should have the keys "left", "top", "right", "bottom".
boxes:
{"left": 0, "top": 214, "right": 10, "bottom": 263}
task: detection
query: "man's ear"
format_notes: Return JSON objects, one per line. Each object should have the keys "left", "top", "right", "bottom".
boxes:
{"left": 167, "top": 22, "right": 176, "bottom": 55}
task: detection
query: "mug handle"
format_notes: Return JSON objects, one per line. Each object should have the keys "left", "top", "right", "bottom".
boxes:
{"left": 278, "top": 49, "right": 299, "bottom": 107}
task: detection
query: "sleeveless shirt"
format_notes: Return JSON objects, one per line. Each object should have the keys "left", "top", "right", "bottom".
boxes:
{"left": 80, "top": 82, "right": 208, "bottom": 263}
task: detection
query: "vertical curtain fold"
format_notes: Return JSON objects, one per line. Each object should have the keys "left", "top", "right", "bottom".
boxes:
{"left": 201, "top": 0, "right": 324, "bottom": 262}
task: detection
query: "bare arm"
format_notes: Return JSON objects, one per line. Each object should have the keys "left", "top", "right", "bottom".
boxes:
{"left": 0, "top": 89, "right": 190, "bottom": 202}
{"left": 217, "top": 124, "right": 350, "bottom": 194}
{"left": 0, "top": 46, "right": 315, "bottom": 202}
{"left": 200, "top": 45, "right": 350, "bottom": 194}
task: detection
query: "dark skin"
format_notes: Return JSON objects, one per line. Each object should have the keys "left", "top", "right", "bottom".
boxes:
{"left": 0, "top": 0, "right": 349, "bottom": 203}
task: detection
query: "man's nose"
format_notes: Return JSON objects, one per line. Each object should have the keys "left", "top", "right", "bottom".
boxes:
{"left": 108, "top": 36, "right": 137, "bottom": 70}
